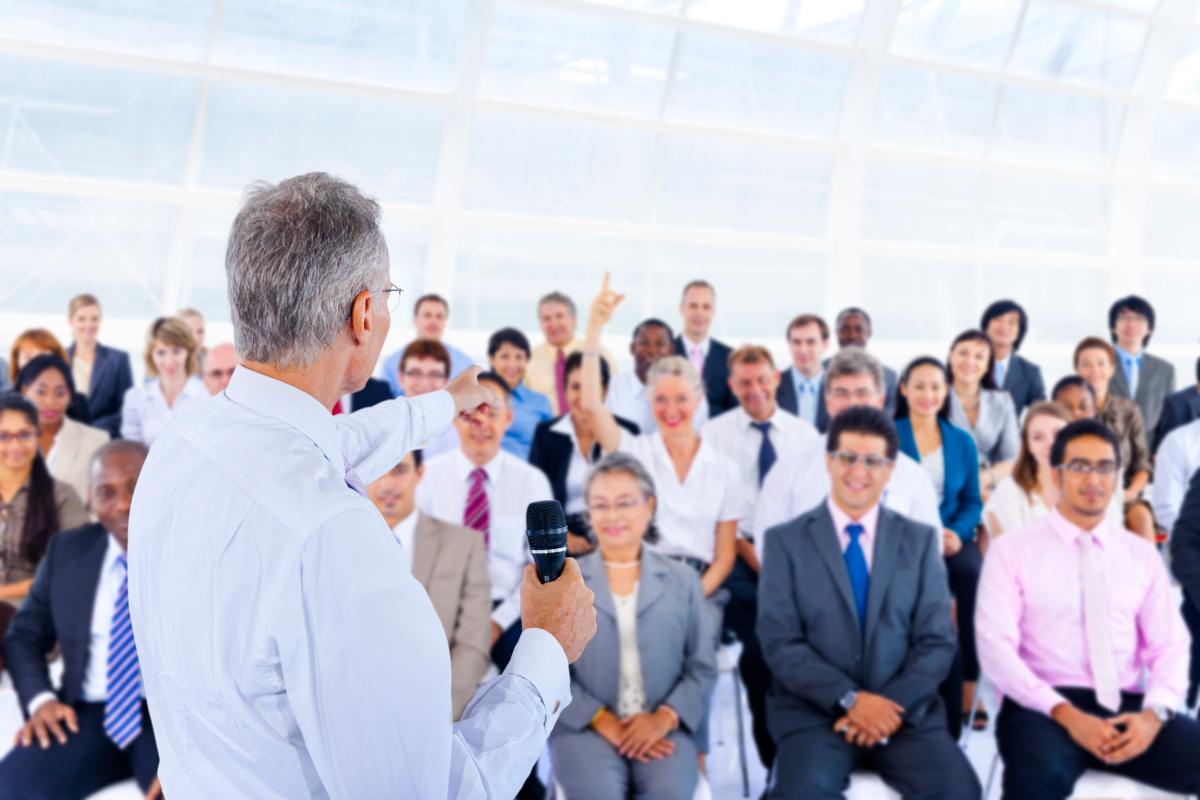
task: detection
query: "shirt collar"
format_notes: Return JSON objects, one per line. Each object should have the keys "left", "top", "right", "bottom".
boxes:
{"left": 1048, "top": 507, "right": 1111, "bottom": 548}
{"left": 794, "top": 369, "right": 821, "bottom": 389}
{"left": 391, "top": 510, "right": 419, "bottom": 541}
{"left": 224, "top": 366, "right": 345, "bottom": 472}
{"left": 453, "top": 447, "right": 504, "bottom": 485}
{"left": 545, "top": 337, "right": 579, "bottom": 354}
{"left": 102, "top": 531, "right": 125, "bottom": 574}
{"left": 736, "top": 405, "right": 779, "bottom": 431}
{"left": 1114, "top": 344, "right": 1142, "bottom": 369}
{"left": 683, "top": 335, "right": 710, "bottom": 356}
{"left": 826, "top": 496, "right": 881, "bottom": 538}
{"left": 550, "top": 414, "right": 576, "bottom": 437}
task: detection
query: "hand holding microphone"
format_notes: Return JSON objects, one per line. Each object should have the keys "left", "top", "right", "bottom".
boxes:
{"left": 520, "top": 500, "right": 597, "bottom": 663}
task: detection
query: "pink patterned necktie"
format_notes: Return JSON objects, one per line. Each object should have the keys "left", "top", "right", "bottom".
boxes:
{"left": 464, "top": 467, "right": 490, "bottom": 549}
{"left": 343, "top": 456, "right": 368, "bottom": 499}
{"left": 554, "top": 348, "right": 568, "bottom": 416}
{"left": 1080, "top": 532, "right": 1121, "bottom": 712}
{"left": 690, "top": 345, "right": 705, "bottom": 377}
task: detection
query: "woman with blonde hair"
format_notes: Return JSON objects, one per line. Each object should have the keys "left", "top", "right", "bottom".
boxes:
{"left": 120, "top": 317, "right": 206, "bottom": 447}
{"left": 66, "top": 293, "right": 134, "bottom": 437}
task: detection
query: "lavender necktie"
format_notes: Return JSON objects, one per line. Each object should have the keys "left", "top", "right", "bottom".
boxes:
{"left": 343, "top": 456, "right": 368, "bottom": 499}
{"left": 1080, "top": 532, "right": 1121, "bottom": 712}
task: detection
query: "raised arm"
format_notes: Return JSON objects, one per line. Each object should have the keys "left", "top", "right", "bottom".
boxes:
{"left": 581, "top": 274, "right": 626, "bottom": 454}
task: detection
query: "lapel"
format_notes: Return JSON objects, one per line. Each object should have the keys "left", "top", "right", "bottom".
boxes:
{"left": 703, "top": 341, "right": 723, "bottom": 381}
{"left": 777, "top": 368, "right": 798, "bottom": 414}
{"left": 581, "top": 553, "right": 616, "bottom": 621}
{"left": 1189, "top": 389, "right": 1200, "bottom": 417}
{"left": 55, "top": 420, "right": 83, "bottom": 474}
{"left": 548, "top": 425, "right": 573, "bottom": 493}
{"left": 1109, "top": 360, "right": 1131, "bottom": 399}
{"left": 87, "top": 346, "right": 111, "bottom": 398}
{"left": 70, "top": 527, "right": 110, "bottom": 674}
{"left": 1003, "top": 356, "right": 1022, "bottom": 394}
{"left": 809, "top": 506, "right": 858, "bottom": 622}
{"left": 411, "top": 514, "right": 438, "bottom": 587}
{"left": 864, "top": 509, "right": 901, "bottom": 650}
{"left": 1136, "top": 356, "right": 1160, "bottom": 405}
{"left": 636, "top": 550, "right": 667, "bottom": 617}
{"left": 817, "top": 391, "right": 830, "bottom": 432}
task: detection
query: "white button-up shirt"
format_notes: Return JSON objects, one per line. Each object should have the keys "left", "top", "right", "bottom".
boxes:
{"left": 605, "top": 369, "right": 710, "bottom": 434}
{"left": 120, "top": 376, "right": 207, "bottom": 447}
{"left": 1153, "top": 418, "right": 1200, "bottom": 533}
{"left": 391, "top": 512, "right": 419, "bottom": 574}
{"left": 754, "top": 433, "right": 942, "bottom": 563}
{"left": 128, "top": 366, "right": 569, "bottom": 800}
{"left": 416, "top": 448, "right": 553, "bottom": 631}
{"left": 701, "top": 406, "right": 818, "bottom": 531}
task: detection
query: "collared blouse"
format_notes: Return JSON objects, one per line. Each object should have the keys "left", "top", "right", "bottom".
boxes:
{"left": 0, "top": 477, "right": 88, "bottom": 586}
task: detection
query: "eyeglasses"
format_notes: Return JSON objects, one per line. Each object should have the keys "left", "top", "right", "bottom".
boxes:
{"left": 829, "top": 451, "right": 894, "bottom": 471}
{"left": 403, "top": 369, "right": 447, "bottom": 383}
{"left": 587, "top": 497, "right": 649, "bottom": 514}
{"left": 379, "top": 283, "right": 404, "bottom": 314}
{"left": 1059, "top": 460, "right": 1119, "bottom": 476}
{"left": 0, "top": 431, "right": 36, "bottom": 445}
{"left": 829, "top": 388, "right": 879, "bottom": 402}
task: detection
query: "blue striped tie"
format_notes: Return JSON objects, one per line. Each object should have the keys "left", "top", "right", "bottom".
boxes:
{"left": 104, "top": 553, "right": 142, "bottom": 749}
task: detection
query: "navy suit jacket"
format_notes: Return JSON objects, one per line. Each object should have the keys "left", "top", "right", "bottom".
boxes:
{"left": 674, "top": 336, "right": 736, "bottom": 417}
{"left": 776, "top": 367, "right": 831, "bottom": 433}
{"left": 68, "top": 343, "right": 133, "bottom": 438}
{"left": 528, "top": 415, "right": 640, "bottom": 509}
{"left": 4, "top": 524, "right": 109, "bottom": 714}
{"left": 1155, "top": 387, "right": 1200, "bottom": 455}
{"left": 1000, "top": 353, "right": 1046, "bottom": 418}
{"left": 896, "top": 417, "right": 982, "bottom": 541}
{"left": 350, "top": 377, "right": 394, "bottom": 411}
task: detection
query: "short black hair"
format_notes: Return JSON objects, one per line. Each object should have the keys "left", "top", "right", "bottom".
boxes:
{"left": 827, "top": 405, "right": 900, "bottom": 461}
{"left": 414, "top": 293, "right": 449, "bottom": 316}
{"left": 487, "top": 327, "right": 531, "bottom": 358}
{"left": 411, "top": 448, "right": 423, "bottom": 469}
{"left": 1108, "top": 295, "right": 1156, "bottom": 347}
{"left": 632, "top": 318, "right": 674, "bottom": 342}
{"left": 564, "top": 350, "right": 611, "bottom": 390}
{"left": 836, "top": 307, "right": 872, "bottom": 330}
{"left": 1051, "top": 375, "right": 1096, "bottom": 404}
{"left": 894, "top": 356, "right": 949, "bottom": 421}
{"left": 980, "top": 300, "right": 1029, "bottom": 352}
{"left": 476, "top": 370, "right": 513, "bottom": 400}
{"left": 1049, "top": 419, "right": 1122, "bottom": 471}
{"left": 16, "top": 354, "right": 76, "bottom": 396}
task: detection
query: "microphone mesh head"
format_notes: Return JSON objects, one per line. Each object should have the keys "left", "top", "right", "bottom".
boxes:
{"left": 527, "top": 500, "right": 566, "bottom": 532}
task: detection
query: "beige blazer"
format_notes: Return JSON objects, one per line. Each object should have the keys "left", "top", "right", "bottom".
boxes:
{"left": 411, "top": 513, "right": 492, "bottom": 721}
{"left": 49, "top": 418, "right": 109, "bottom": 513}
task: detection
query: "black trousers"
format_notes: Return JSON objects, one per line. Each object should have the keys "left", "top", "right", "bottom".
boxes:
{"left": 491, "top": 599, "right": 523, "bottom": 672}
{"left": 945, "top": 540, "right": 982, "bottom": 681}
{"left": 1183, "top": 591, "right": 1200, "bottom": 709}
{"left": 722, "top": 556, "right": 776, "bottom": 768}
{"left": 0, "top": 701, "right": 159, "bottom": 800}
{"left": 768, "top": 703, "right": 980, "bottom": 800}
{"left": 996, "top": 687, "right": 1200, "bottom": 800}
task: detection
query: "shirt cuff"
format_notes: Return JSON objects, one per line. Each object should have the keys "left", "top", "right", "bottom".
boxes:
{"left": 1142, "top": 687, "right": 1184, "bottom": 713}
{"left": 26, "top": 691, "right": 58, "bottom": 718}
{"left": 505, "top": 628, "right": 572, "bottom": 734}
{"left": 411, "top": 390, "right": 457, "bottom": 449}
{"left": 1027, "top": 685, "right": 1071, "bottom": 717}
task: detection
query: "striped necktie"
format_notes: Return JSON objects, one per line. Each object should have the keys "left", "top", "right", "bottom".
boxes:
{"left": 343, "top": 455, "right": 368, "bottom": 498}
{"left": 464, "top": 467, "right": 490, "bottom": 548}
{"left": 105, "top": 553, "right": 142, "bottom": 749}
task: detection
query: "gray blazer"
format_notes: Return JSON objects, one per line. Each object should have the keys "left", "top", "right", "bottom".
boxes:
{"left": 555, "top": 550, "right": 717, "bottom": 735}
{"left": 948, "top": 388, "right": 1019, "bottom": 466}
{"left": 757, "top": 503, "right": 955, "bottom": 741}
{"left": 1109, "top": 351, "right": 1175, "bottom": 453}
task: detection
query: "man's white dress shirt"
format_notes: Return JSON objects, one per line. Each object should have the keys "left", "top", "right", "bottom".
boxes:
{"left": 753, "top": 433, "right": 942, "bottom": 562}
{"left": 120, "top": 376, "right": 207, "bottom": 447}
{"left": 701, "top": 406, "right": 818, "bottom": 532}
{"left": 605, "top": 369, "right": 709, "bottom": 434}
{"left": 391, "top": 511, "right": 420, "bottom": 573}
{"left": 1153, "top": 418, "right": 1200, "bottom": 533}
{"left": 416, "top": 448, "right": 554, "bottom": 632}
{"left": 128, "top": 366, "right": 569, "bottom": 800}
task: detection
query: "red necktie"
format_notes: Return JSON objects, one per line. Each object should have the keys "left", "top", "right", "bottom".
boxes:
{"left": 331, "top": 399, "right": 344, "bottom": 415}
{"left": 554, "top": 348, "right": 567, "bottom": 416}
{"left": 464, "top": 468, "right": 490, "bottom": 549}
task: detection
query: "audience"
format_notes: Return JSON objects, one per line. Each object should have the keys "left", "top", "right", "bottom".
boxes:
{"left": 525, "top": 291, "right": 617, "bottom": 418}
{"left": 550, "top": 452, "right": 716, "bottom": 800}
{"left": 415, "top": 371, "right": 553, "bottom": 672}
{"left": 0, "top": 394, "right": 88, "bottom": 605}
{"left": 673, "top": 281, "right": 736, "bottom": 417}
{"left": 0, "top": 441, "right": 162, "bottom": 800}
{"left": 381, "top": 294, "right": 475, "bottom": 396}
{"left": 1073, "top": 337, "right": 1156, "bottom": 544}
{"left": 65, "top": 294, "right": 133, "bottom": 438}
{"left": 605, "top": 317, "right": 710, "bottom": 433}
{"left": 1155, "top": 355, "right": 1200, "bottom": 453}
{"left": 946, "top": 329, "right": 1019, "bottom": 500}
{"left": 398, "top": 339, "right": 461, "bottom": 459}
{"left": 528, "top": 352, "right": 639, "bottom": 558}
{"left": 487, "top": 327, "right": 553, "bottom": 460}
{"left": 981, "top": 299, "right": 1046, "bottom": 417}
{"left": 776, "top": 313, "right": 831, "bottom": 431}
{"left": 977, "top": 419, "right": 1200, "bottom": 800}
{"left": 10, "top": 329, "right": 91, "bottom": 425}
{"left": 200, "top": 343, "right": 239, "bottom": 396}
{"left": 894, "top": 357, "right": 984, "bottom": 730}
{"left": 1108, "top": 296, "right": 1175, "bottom": 452}
{"left": 343, "top": 373, "right": 392, "bottom": 413}
{"left": 17, "top": 355, "right": 108, "bottom": 512}
{"left": 120, "top": 317, "right": 206, "bottom": 448}
{"left": 177, "top": 308, "right": 207, "bottom": 370}
{"left": 757, "top": 406, "right": 980, "bottom": 800}
{"left": 366, "top": 449, "right": 491, "bottom": 721}
{"left": 833, "top": 308, "right": 898, "bottom": 415}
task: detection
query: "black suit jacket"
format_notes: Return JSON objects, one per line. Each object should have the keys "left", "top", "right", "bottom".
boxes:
{"left": 1155, "top": 387, "right": 1200, "bottom": 454}
{"left": 351, "top": 377, "right": 394, "bottom": 411}
{"left": 68, "top": 343, "right": 133, "bottom": 438}
{"left": 4, "top": 523, "right": 109, "bottom": 714}
{"left": 776, "top": 367, "right": 831, "bottom": 433}
{"left": 529, "top": 415, "right": 640, "bottom": 508}
{"left": 674, "top": 336, "right": 736, "bottom": 417}
{"left": 1171, "top": 467, "right": 1200, "bottom": 603}
{"left": 1000, "top": 353, "right": 1046, "bottom": 418}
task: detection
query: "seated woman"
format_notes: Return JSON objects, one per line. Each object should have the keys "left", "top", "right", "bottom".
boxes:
{"left": 121, "top": 317, "right": 206, "bottom": 447}
{"left": 550, "top": 452, "right": 717, "bottom": 800}
{"left": 894, "top": 357, "right": 983, "bottom": 730}
{"left": 0, "top": 395, "right": 89, "bottom": 605}
{"left": 528, "top": 351, "right": 639, "bottom": 557}
{"left": 487, "top": 327, "right": 554, "bottom": 460}
{"left": 17, "top": 355, "right": 109, "bottom": 512}
{"left": 945, "top": 330, "right": 1019, "bottom": 502}
{"left": 9, "top": 329, "right": 91, "bottom": 425}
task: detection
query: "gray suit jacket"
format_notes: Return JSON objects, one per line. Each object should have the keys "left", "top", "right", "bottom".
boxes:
{"left": 410, "top": 513, "right": 492, "bottom": 721}
{"left": 757, "top": 503, "right": 955, "bottom": 740}
{"left": 1109, "top": 351, "right": 1176, "bottom": 452}
{"left": 555, "top": 550, "right": 717, "bottom": 735}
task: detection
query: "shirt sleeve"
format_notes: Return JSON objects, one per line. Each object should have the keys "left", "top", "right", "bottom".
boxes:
{"left": 754, "top": 459, "right": 791, "bottom": 563}
{"left": 1151, "top": 432, "right": 1187, "bottom": 533}
{"left": 1137, "top": 545, "right": 1191, "bottom": 710}
{"left": 120, "top": 386, "right": 142, "bottom": 443}
{"left": 718, "top": 457, "right": 751, "bottom": 525}
{"left": 336, "top": 390, "right": 456, "bottom": 484}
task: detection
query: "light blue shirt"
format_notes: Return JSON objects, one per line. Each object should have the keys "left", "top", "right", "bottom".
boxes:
{"left": 792, "top": 371, "right": 821, "bottom": 428}
{"left": 382, "top": 341, "right": 475, "bottom": 397}
{"left": 503, "top": 381, "right": 555, "bottom": 460}
{"left": 128, "top": 366, "right": 570, "bottom": 799}
{"left": 1115, "top": 344, "right": 1142, "bottom": 399}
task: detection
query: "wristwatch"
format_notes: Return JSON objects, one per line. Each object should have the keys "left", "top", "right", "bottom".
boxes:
{"left": 1149, "top": 705, "right": 1174, "bottom": 724}
{"left": 839, "top": 690, "right": 859, "bottom": 712}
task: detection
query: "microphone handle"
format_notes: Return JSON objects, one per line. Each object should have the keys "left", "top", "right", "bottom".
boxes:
{"left": 529, "top": 540, "right": 568, "bottom": 584}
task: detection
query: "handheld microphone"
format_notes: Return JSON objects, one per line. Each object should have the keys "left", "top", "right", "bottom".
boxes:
{"left": 526, "top": 500, "right": 569, "bottom": 584}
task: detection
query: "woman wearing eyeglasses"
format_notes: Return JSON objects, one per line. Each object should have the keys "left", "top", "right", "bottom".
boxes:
{"left": 894, "top": 357, "right": 984, "bottom": 730}
{"left": 549, "top": 452, "right": 717, "bottom": 800}
{"left": 0, "top": 395, "right": 88, "bottom": 605}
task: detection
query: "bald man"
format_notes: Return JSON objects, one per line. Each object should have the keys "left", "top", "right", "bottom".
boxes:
{"left": 202, "top": 343, "right": 240, "bottom": 396}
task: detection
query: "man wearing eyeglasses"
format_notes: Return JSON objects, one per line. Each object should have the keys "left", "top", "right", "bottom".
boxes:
{"left": 758, "top": 405, "right": 979, "bottom": 800}
{"left": 977, "top": 419, "right": 1199, "bottom": 800}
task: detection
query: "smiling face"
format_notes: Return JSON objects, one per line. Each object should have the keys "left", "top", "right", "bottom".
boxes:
{"left": 729, "top": 360, "right": 779, "bottom": 422}
{"left": 586, "top": 470, "right": 654, "bottom": 555}
{"left": 788, "top": 322, "right": 828, "bottom": 378}
{"left": 399, "top": 355, "right": 449, "bottom": 398}
{"left": 0, "top": 409, "right": 38, "bottom": 474}
{"left": 826, "top": 431, "right": 895, "bottom": 515}
{"left": 1113, "top": 307, "right": 1150, "bottom": 354}
{"left": 680, "top": 286, "right": 715, "bottom": 342}
{"left": 837, "top": 312, "right": 871, "bottom": 349}
{"left": 631, "top": 323, "right": 674, "bottom": 382}
{"left": 488, "top": 342, "right": 529, "bottom": 390}
{"left": 1025, "top": 412, "right": 1067, "bottom": 470}
{"left": 1055, "top": 384, "right": 1096, "bottom": 421}
{"left": 539, "top": 301, "right": 576, "bottom": 349}
{"left": 69, "top": 304, "right": 101, "bottom": 345}
{"left": 825, "top": 371, "right": 883, "bottom": 419}
{"left": 649, "top": 373, "right": 701, "bottom": 432}
{"left": 91, "top": 449, "right": 145, "bottom": 551}
{"left": 367, "top": 451, "right": 423, "bottom": 528}
{"left": 900, "top": 363, "right": 947, "bottom": 419}
{"left": 414, "top": 298, "right": 448, "bottom": 341}
{"left": 453, "top": 377, "right": 513, "bottom": 465}
{"left": 986, "top": 310, "right": 1022, "bottom": 355}
{"left": 1053, "top": 434, "right": 1119, "bottom": 521}
{"left": 949, "top": 338, "right": 991, "bottom": 388}
{"left": 151, "top": 338, "right": 188, "bottom": 380}
{"left": 22, "top": 368, "right": 71, "bottom": 429}
{"left": 1075, "top": 347, "right": 1114, "bottom": 397}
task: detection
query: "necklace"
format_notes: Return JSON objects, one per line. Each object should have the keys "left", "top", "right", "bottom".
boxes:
{"left": 961, "top": 400, "right": 979, "bottom": 411}
{"left": 604, "top": 560, "right": 641, "bottom": 568}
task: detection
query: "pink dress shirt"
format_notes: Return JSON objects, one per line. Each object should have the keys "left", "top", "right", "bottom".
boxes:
{"left": 976, "top": 509, "right": 1190, "bottom": 716}
{"left": 826, "top": 497, "right": 881, "bottom": 572}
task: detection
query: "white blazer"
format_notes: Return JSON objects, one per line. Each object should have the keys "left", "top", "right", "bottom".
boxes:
{"left": 48, "top": 417, "right": 110, "bottom": 512}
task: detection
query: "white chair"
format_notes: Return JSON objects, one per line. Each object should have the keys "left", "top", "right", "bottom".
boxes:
{"left": 554, "top": 772, "right": 712, "bottom": 800}
{"left": 845, "top": 771, "right": 902, "bottom": 800}
{"left": 1069, "top": 772, "right": 1188, "bottom": 800}
{"left": 714, "top": 643, "right": 751, "bottom": 798}
{"left": 85, "top": 779, "right": 142, "bottom": 800}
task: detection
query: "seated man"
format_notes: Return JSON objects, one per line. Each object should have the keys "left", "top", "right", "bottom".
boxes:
{"left": 201, "top": 342, "right": 240, "bottom": 396}
{"left": 0, "top": 441, "right": 162, "bottom": 799}
{"left": 399, "top": 339, "right": 461, "bottom": 459}
{"left": 978, "top": 419, "right": 1200, "bottom": 800}
{"left": 416, "top": 371, "right": 553, "bottom": 672}
{"left": 366, "top": 448, "right": 492, "bottom": 721}
{"left": 758, "top": 406, "right": 979, "bottom": 800}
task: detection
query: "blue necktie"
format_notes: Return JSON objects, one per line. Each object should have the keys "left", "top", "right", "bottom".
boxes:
{"left": 844, "top": 524, "right": 870, "bottom": 638}
{"left": 751, "top": 421, "right": 776, "bottom": 487}
{"left": 994, "top": 360, "right": 1006, "bottom": 390}
{"left": 1125, "top": 356, "right": 1140, "bottom": 398}
{"left": 105, "top": 553, "right": 142, "bottom": 749}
